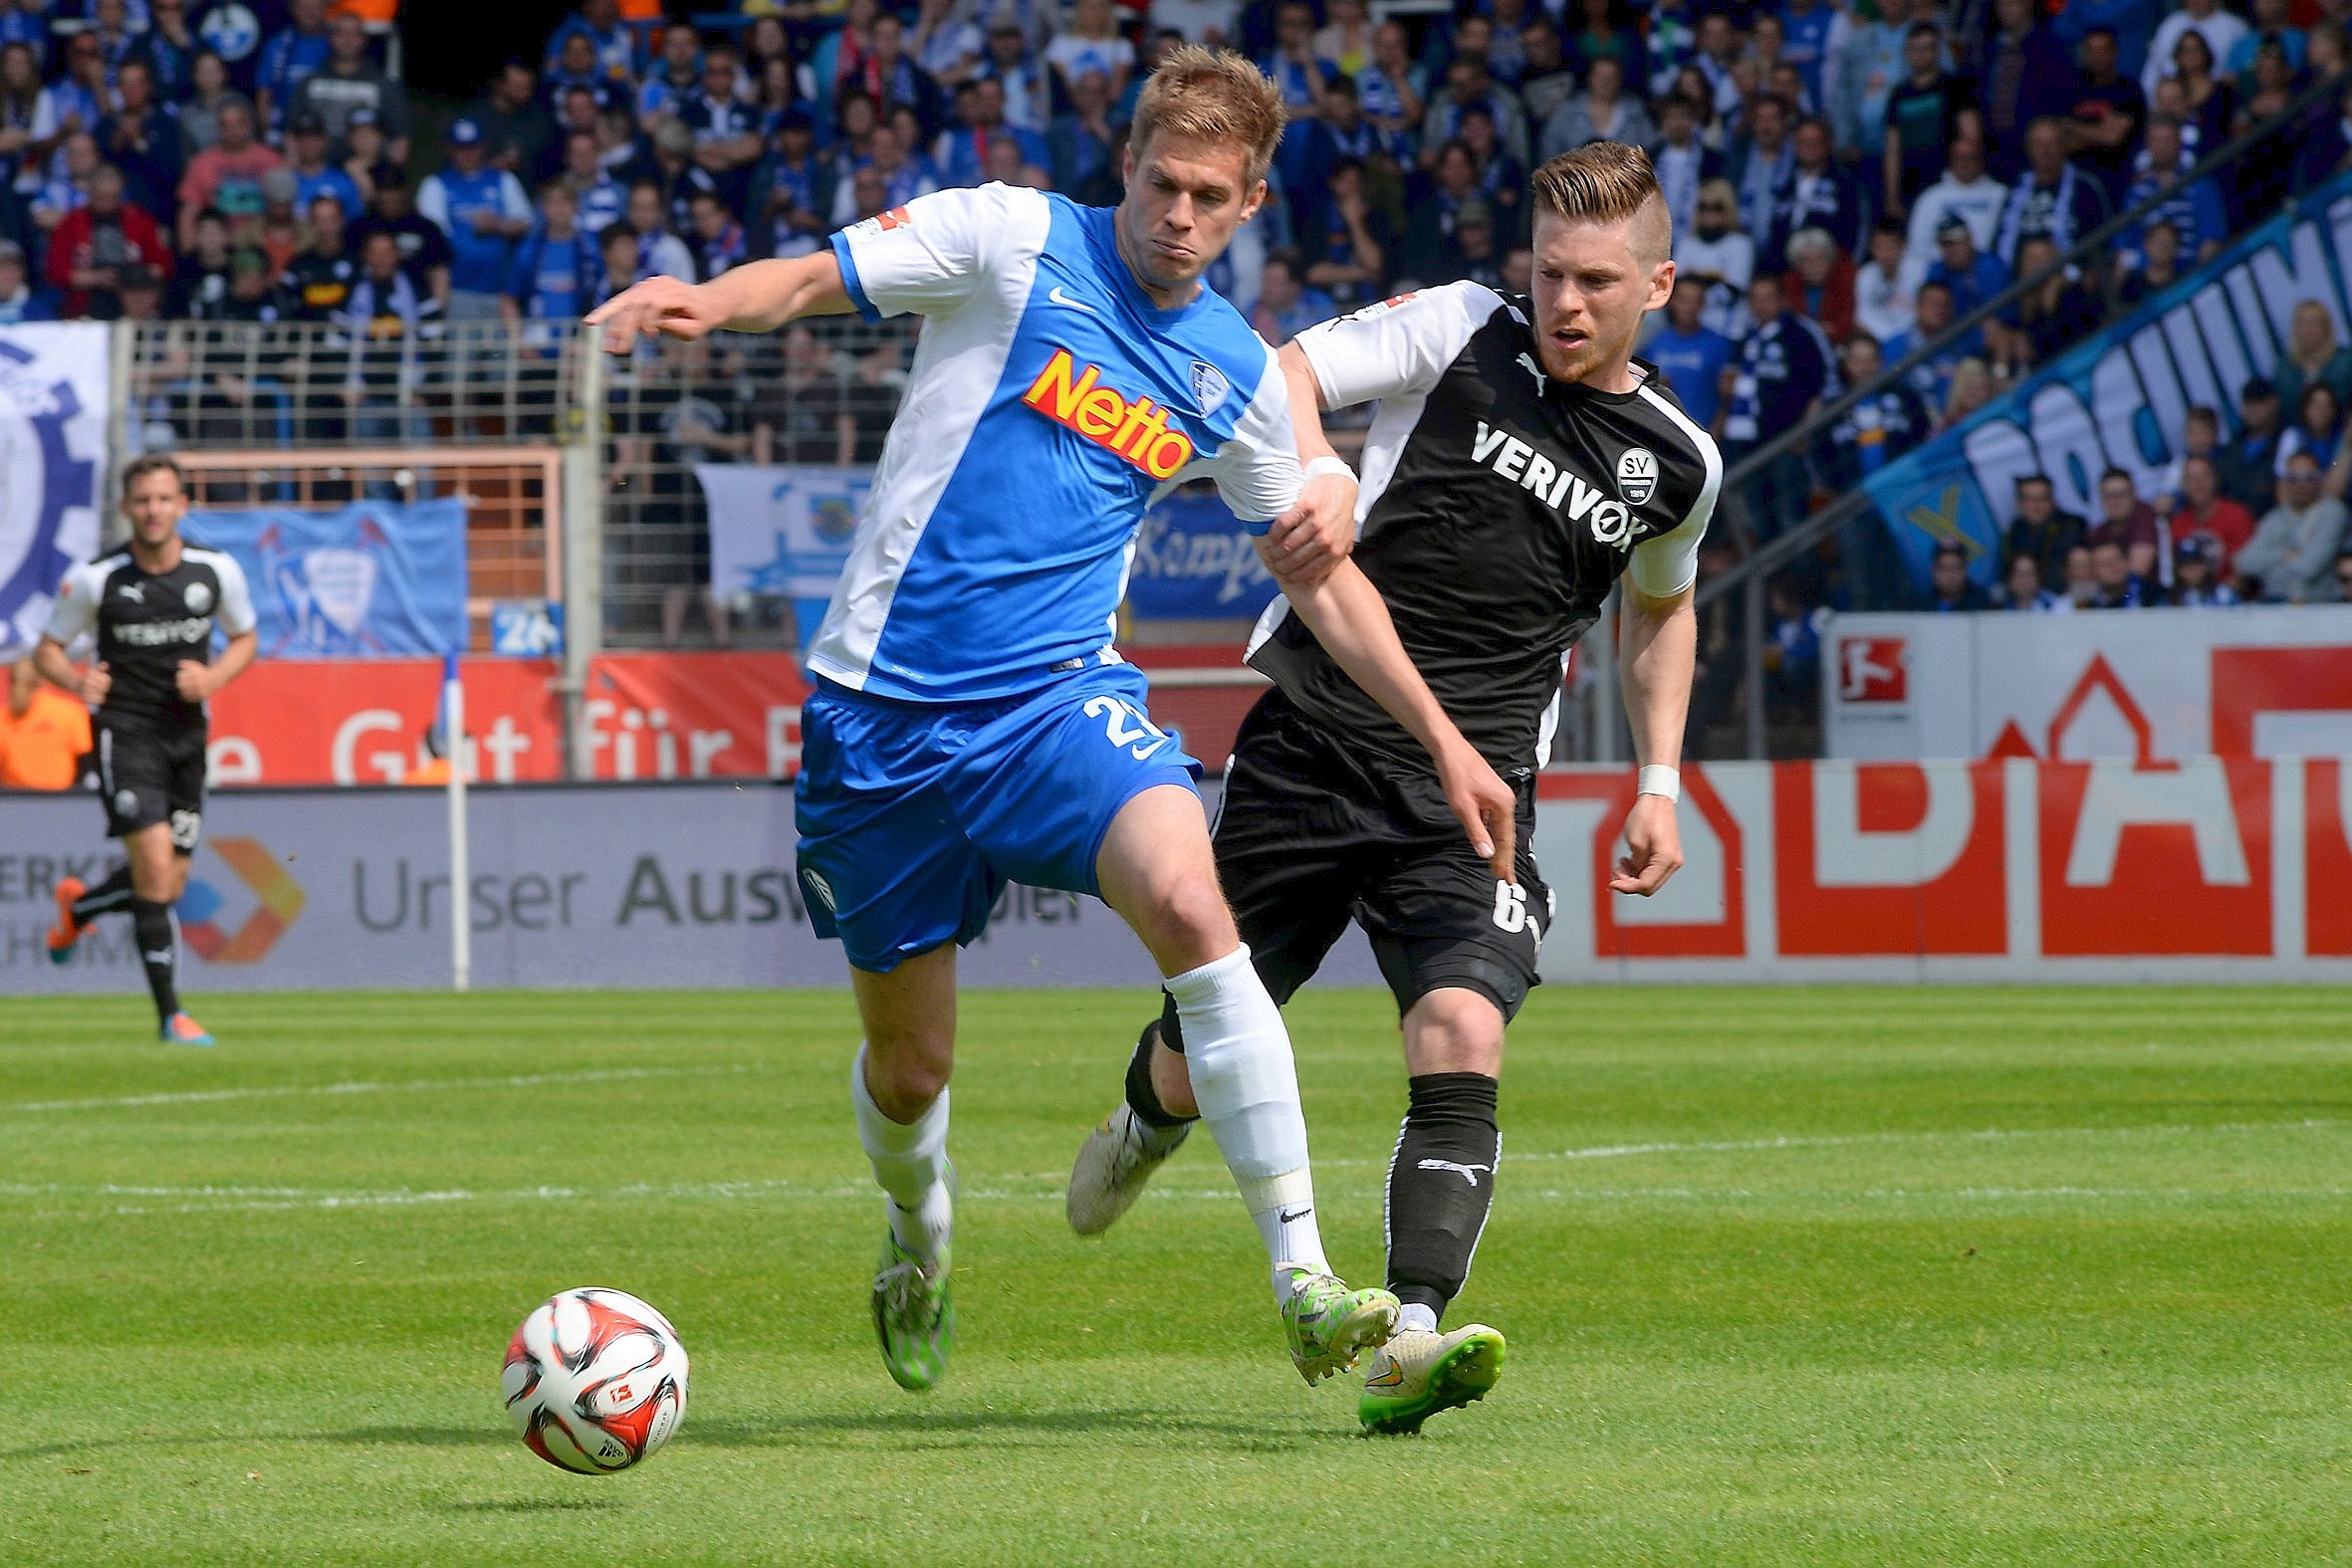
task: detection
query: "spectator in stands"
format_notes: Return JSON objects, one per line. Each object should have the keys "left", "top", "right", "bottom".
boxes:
{"left": 177, "top": 52, "right": 235, "bottom": 158}
{"left": 1051, "top": 0, "right": 1137, "bottom": 104}
{"left": 2218, "top": 377, "right": 2286, "bottom": 516}
{"left": 2335, "top": 550, "right": 2352, "bottom": 603}
{"left": 1649, "top": 94, "right": 1720, "bottom": 244}
{"left": 1882, "top": 20, "right": 1970, "bottom": 218}
{"left": 44, "top": 31, "right": 108, "bottom": 152}
{"left": 749, "top": 112, "right": 826, "bottom": 261}
{"left": 2272, "top": 301, "right": 2352, "bottom": 425}
{"left": 2154, "top": 405, "right": 2226, "bottom": 511}
{"left": 1675, "top": 176, "right": 1754, "bottom": 340}
{"left": 1400, "top": 138, "right": 1485, "bottom": 281}
{"left": 1304, "top": 156, "right": 1386, "bottom": 308}
{"left": 99, "top": 60, "right": 180, "bottom": 229}
{"left": 48, "top": 163, "right": 170, "bottom": 319}
{"left": 2067, "top": 27, "right": 2148, "bottom": 208}
{"left": 208, "top": 247, "right": 291, "bottom": 324}
{"left": 1999, "top": 550, "right": 2068, "bottom": 612}
{"left": 1434, "top": 196, "right": 1504, "bottom": 289}
{"left": 2005, "top": 473, "right": 2087, "bottom": 584}
{"left": 1820, "top": 332, "right": 1929, "bottom": 487}
{"left": 619, "top": 178, "right": 691, "bottom": 281}
{"left": 1781, "top": 226, "right": 1853, "bottom": 344}
{"left": 352, "top": 168, "right": 451, "bottom": 314}
{"left": 2241, "top": 449, "right": 2350, "bottom": 600}
{"left": 1766, "top": 116, "right": 1861, "bottom": 269}
{"left": 1454, "top": 104, "right": 1524, "bottom": 237}
{"left": 636, "top": 26, "right": 699, "bottom": 130}
{"left": 828, "top": 122, "right": 936, "bottom": 228}
{"left": 1973, "top": 0, "right": 2070, "bottom": 179}
{"left": 2089, "top": 465, "right": 2164, "bottom": 578}
{"left": 2113, "top": 215, "right": 2185, "bottom": 313}
{"left": 469, "top": 63, "right": 557, "bottom": 181}
{"left": 544, "top": 0, "right": 637, "bottom": 93}
{"left": 504, "top": 177, "right": 596, "bottom": 331}
{"left": 558, "top": 128, "right": 624, "bottom": 237}
{"left": 294, "top": 12, "right": 411, "bottom": 163}
{"left": 1050, "top": 69, "right": 1120, "bottom": 204}
{"left": 2276, "top": 382, "right": 2348, "bottom": 504}
{"left": 1853, "top": 217, "right": 1916, "bottom": 345}
{"left": 1729, "top": 93, "right": 1792, "bottom": 255}
{"left": 981, "top": 130, "right": 1051, "bottom": 191}
{"left": 1724, "top": 271, "right": 1835, "bottom": 541}
{"left": 2122, "top": 115, "right": 2226, "bottom": 270}
{"left": 1841, "top": 0, "right": 1927, "bottom": 166}
{"left": 1359, "top": 20, "right": 1424, "bottom": 140}
{"left": 1563, "top": 0, "right": 1646, "bottom": 95}
{"left": 282, "top": 191, "right": 355, "bottom": 321}
{"left": 1994, "top": 234, "right": 2102, "bottom": 375}
{"left": 32, "top": 130, "right": 101, "bottom": 237}
{"left": 1248, "top": 247, "right": 1331, "bottom": 346}
{"left": 2053, "top": 541, "right": 2096, "bottom": 607}
{"left": 1940, "top": 355, "right": 1996, "bottom": 430}
{"left": 684, "top": 188, "right": 745, "bottom": 282}
{"left": 168, "top": 206, "right": 230, "bottom": 316}
{"left": 0, "top": 651, "right": 89, "bottom": 788}
{"left": 678, "top": 45, "right": 764, "bottom": 214}
{"left": 1995, "top": 117, "right": 2109, "bottom": 269}
{"left": 2147, "top": 0, "right": 2248, "bottom": 98}
{"left": 1926, "top": 542, "right": 1994, "bottom": 612}
{"left": 254, "top": 167, "right": 306, "bottom": 278}
{"left": 1540, "top": 54, "right": 1653, "bottom": 161}
{"left": 258, "top": 0, "right": 332, "bottom": 141}
{"left": 1421, "top": 48, "right": 1528, "bottom": 171}
{"left": 131, "top": 0, "right": 199, "bottom": 107}
{"left": 2086, "top": 536, "right": 2156, "bottom": 607}
{"left": 2168, "top": 537, "right": 2240, "bottom": 605}
{"left": 285, "top": 112, "right": 361, "bottom": 222}
{"left": 910, "top": 0, "right": 983, "bottom": 91}
{"left": 939, "top": 77, "right": 1045, "bottom": 190}
{"left": 2167, "top": 30, "right": 2237, "bottom": 157}
{"left": 176, "top": 98, "right": 281, "bottom": 252}
{"left": 977, "top": 23, "right": 1052, "bottom": 137}
{"left": 1516, "top": 18, "right": 1574, "bottom": 129}
{"left": 2228, "top": 0, "right": 2307, "bottom": 89}
{"left": 419, "top": 119, "right": 531, "bottom": 322}
{"left": 1905, "top": 133, "right": 2006, "bottom": 281}
{"left": 594, "top": 217, "right": 645, "bottom": 304}
{"left": 1885, "top": 279, "right": 1967, "bottom": 409}
{"left": 0, "top": 236, "right": 55, "bottom": 322}
{"left": 1924, "top": 218, "right": 2005, "bottom": 329}
{"left": 1648, "top": 274, "right": 1732, "bottom": 435}
{"left": 341, "top": 228, "right": 429, "bottom": 447}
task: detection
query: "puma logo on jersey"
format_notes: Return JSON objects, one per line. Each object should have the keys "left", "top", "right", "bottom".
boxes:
{"left": 117, "top": 582, "right": 144, "bottom": 602}
{"left": 1022, "top": 347, "right": 1197, "bottom": 480}
{"left": 1516, "top": 351, "right": 1546, "bottom": 390}
{"left": 1417, "top": 1158, "right": 1493, "bottom": 1187}
{"left": 1472, "top": 421, "right": 1637, "bottom": 546}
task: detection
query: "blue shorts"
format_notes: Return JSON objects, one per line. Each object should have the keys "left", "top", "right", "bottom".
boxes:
{"left": 795, "top": 661, "right": 1202, "bottom": 972}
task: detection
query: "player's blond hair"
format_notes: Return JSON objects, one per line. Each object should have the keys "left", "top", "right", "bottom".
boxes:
{"left": 1127, "top": 45, "right": 1287, "bottom": 188}
{"left": 1531, "top": 142, "right": 1673, "bottom": 266}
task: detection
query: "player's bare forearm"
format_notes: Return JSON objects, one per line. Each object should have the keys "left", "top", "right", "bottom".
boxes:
{"left": 209, "top": 629, "right": 258, "bottom": 693}
{"left": 1277, "top": 340, "right": 1338, "bottom": 463}
{"left": 1264, "top": 342, "right": 1355, "bottom": 586}
{"left": 33, "top": 635, "right": 84, "bottom": 697}
{"left": 1619, "top": 585, "right": 1696, "bottom": 770}
{"left": 1276, "top": 558, "right": 1516, "bottom": 879}
{"left": 585, "top": 254, "right": 853, "bottom": 351}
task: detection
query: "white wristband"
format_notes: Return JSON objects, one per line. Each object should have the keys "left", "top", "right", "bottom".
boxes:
{"left": 1302, "top": 455, "right": 1356, "bottom": 483}
{"left": 1636, "top": 765, "right": 1681, "bottom": 802}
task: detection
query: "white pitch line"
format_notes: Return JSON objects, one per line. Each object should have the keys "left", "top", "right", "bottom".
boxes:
{"left": 0, "top": 1064, "right": 758, "bottom": 1115}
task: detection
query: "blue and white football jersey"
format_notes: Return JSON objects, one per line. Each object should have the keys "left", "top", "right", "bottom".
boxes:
{"left": 819, "top": 183, "right": 1301, "bottom": 703}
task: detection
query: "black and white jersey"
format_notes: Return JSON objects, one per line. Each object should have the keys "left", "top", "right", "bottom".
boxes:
{"left": 44, "top": 545, "right": 256, "bottom": 731}
{"left": 1256, "top": 281, "right": 1721, "bottom": 773}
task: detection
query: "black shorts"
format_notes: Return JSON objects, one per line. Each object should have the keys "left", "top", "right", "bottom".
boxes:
{"left": 1166, "top": 688, "right": 1549, "bottom": 1040}
{"left": 95, "top": 720, "right": 206, "bottom": 852}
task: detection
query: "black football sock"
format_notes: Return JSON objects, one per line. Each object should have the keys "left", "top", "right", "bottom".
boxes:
{"left": 71, "top": 865, "right": 134, "bottom": 925}
{"left": 1386, "top": 1071, "right": 1502, "bottom": 1323}
{"left": 129, "top": 897, "right": 180, "bottom": 1024}
{"left": 1124, "top": 1016, "right": 1196, "bottom": 1129}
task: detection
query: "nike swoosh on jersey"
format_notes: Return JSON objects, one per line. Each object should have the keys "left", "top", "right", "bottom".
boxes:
{"left": 1048, "top": 285, "right": 1098, "bottom": 315}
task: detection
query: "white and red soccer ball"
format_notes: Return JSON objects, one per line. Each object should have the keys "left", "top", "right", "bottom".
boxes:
{"left": 503, "top": 1287, "right": 688, "bottom": 1473}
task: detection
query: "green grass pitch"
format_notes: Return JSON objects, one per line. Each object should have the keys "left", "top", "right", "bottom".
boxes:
{"left": 3, "top": 986, "right": 2348, "bottom": 1565}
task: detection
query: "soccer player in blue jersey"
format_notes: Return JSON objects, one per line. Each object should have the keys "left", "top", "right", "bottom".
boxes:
{"left": 588, "top": 47, "right": 1516, "bottom": 1397}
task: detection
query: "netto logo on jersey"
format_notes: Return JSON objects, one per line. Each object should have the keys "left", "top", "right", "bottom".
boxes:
{"left": 1022, "top": 348, "right": 1196, "bottom": 480}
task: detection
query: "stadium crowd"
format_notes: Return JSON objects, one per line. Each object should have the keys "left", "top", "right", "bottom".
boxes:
{"left": 5, "top": 0, "right": 2352, "bottom": 648}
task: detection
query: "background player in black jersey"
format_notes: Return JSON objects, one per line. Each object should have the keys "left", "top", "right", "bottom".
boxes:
{"left": 1067, "top": 142, "right": 1720, "bottom": 1434}
{"left": 38, "top": 454, "right": 258, "bottom": 1045}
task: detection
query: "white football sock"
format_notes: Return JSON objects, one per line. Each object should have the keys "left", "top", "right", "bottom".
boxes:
{"left": 850, "top": 1044, "right": 953, "bottom": 1265}
{"left": 1398, "top": 1303, "right": 1440, "bottom": 1335}
{"left": 1163, "top": 944, "right": 1332, "bottom": 1301}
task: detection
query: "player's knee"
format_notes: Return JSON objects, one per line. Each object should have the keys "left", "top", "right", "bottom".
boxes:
{"left": 1403, "top": 989, "right": 1506, "bottom": 1076}
{"left": 1136, "top": 872, "right": 1238, "bottom": 971}
{"left": 863, "top": 1036, "right": 953, "bottom": 1120}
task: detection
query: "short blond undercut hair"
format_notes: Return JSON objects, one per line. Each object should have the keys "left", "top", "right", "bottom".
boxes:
{"left": 1531, "top": 141, "right": 1673, "bottom": 266}
{"left": 1127, "top": 44, "right": 1287, "bottom": 188}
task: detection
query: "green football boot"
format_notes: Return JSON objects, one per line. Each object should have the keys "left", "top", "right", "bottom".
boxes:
{"left": 1357, "top": 1323, "right": 1507, "bottom": 1436}
{"left": 871, "top": 1233, "right": 954, "bottom": 1392}
{"left": 1281, "top": 1268, "right": 1399, "bottom": 1386}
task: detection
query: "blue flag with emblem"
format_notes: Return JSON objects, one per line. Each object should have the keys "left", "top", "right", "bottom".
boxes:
{"left": 185, "top": 499, "right": 469, "bottom": 657}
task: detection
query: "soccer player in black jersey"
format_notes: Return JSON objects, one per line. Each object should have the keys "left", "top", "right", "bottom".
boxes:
{"left": 1067, "top": 143, "right": 1721, "bottom": 1433}
{"left": 38, "top": 454, "right": 258, "bottom": 1045}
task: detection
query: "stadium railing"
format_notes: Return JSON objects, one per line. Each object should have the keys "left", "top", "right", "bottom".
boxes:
{"left": 1677, "top": 59, "right": 2351, "bottom": 763}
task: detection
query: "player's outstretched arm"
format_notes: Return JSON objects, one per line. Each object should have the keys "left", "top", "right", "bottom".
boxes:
{"left": 1615, "top": 583, "right": 1696, "bottom": 896}
{"left": 584, "top": 254, "right": 855, "bottom": 354}
{"left": 1270, "top": 554, "right": 1518, "bottom": 882}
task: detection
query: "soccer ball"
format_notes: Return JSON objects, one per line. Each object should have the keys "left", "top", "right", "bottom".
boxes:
{"left": 502, "top": 1287, "right": 689, "bottom": 1474}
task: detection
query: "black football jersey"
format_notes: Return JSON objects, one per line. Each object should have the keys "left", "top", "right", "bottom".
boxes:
{"left": 1254, "top": 282, "right": 1722, "bottom": 773}
{"left": 44, "top": 544, "right": 256, "bottom": 729}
